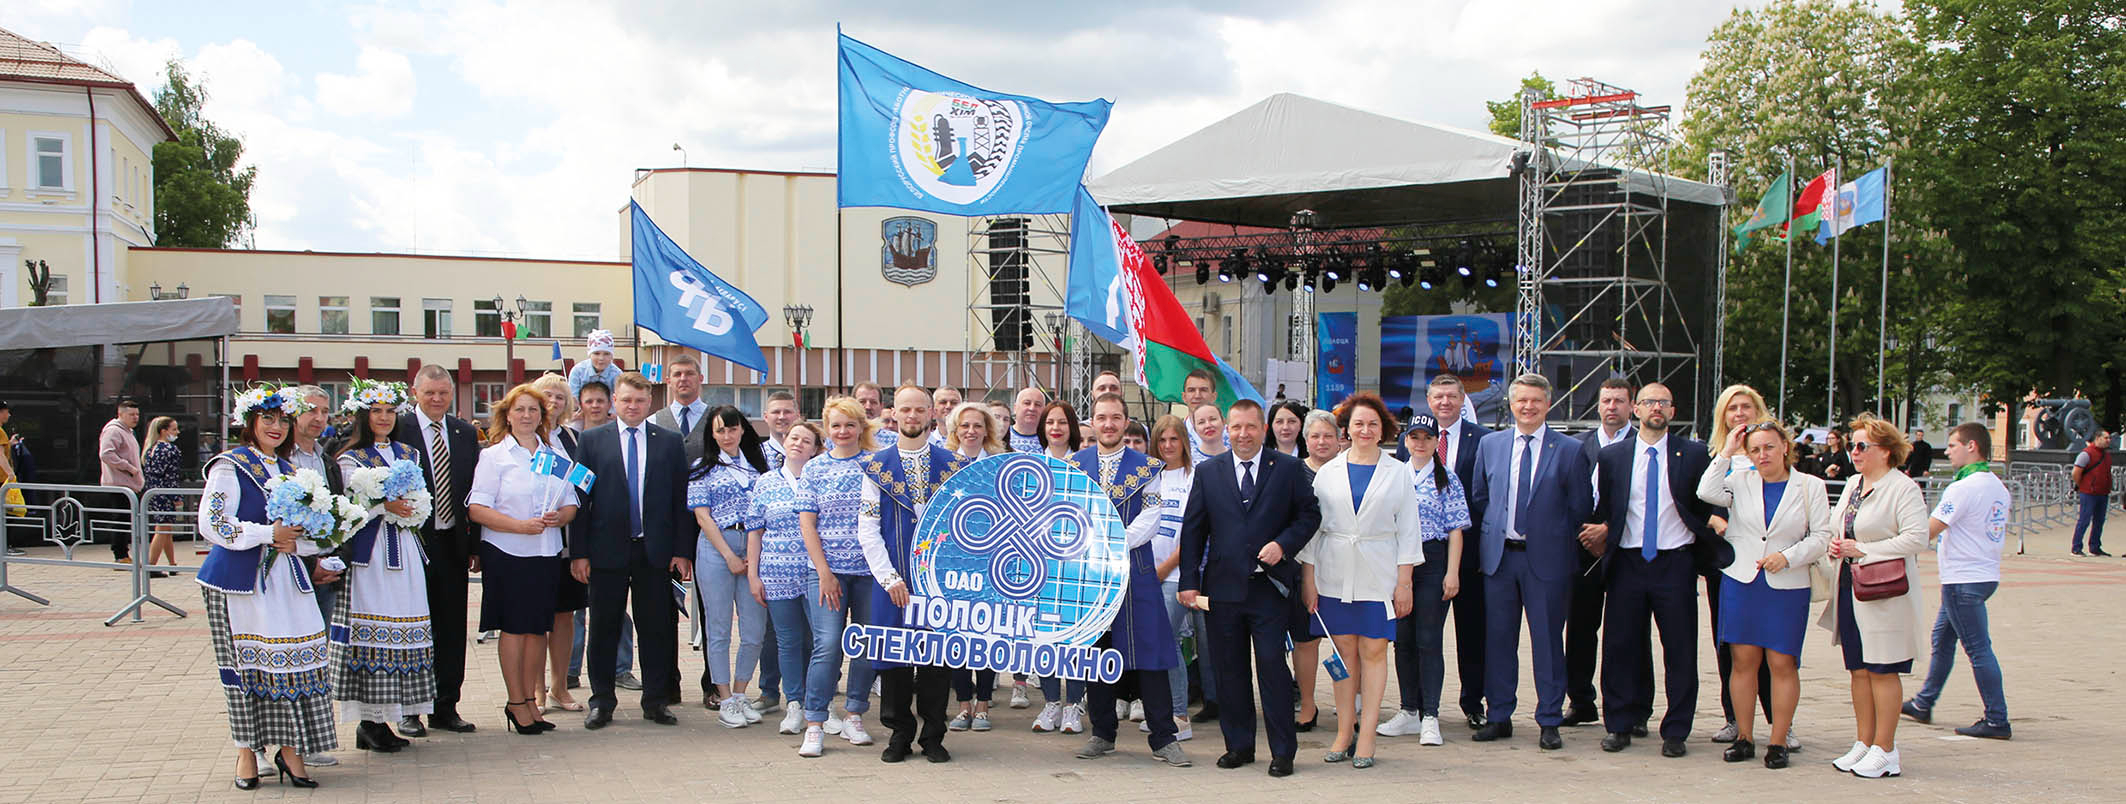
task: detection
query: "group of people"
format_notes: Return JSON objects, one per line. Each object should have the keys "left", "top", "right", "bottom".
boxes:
{"left": 190, "top": 340, "right": 2019, "bottom": 787}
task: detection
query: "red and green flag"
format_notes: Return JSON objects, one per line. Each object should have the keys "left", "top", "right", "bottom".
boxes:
{"left": 1776, "top": 168, "right": 1836, "bottom": 242}
{"left": 1077, "top": 205, "right": 1263, "bottom": 409}
{"left": 1732, "top": 170, "right": 1791, "bottom": 250}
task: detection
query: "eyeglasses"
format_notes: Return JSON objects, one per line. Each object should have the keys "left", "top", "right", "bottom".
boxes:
{"left": 1850, "top": 441, "right": 1874, "bottom": 452}
{"left": 1637, "top": 399, "right": 1674, "bottom": 409}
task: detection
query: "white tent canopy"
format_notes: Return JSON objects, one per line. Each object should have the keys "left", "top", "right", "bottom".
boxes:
{"left": 1088, "top": 93, "right": 1726, "bottom": 229}
{"left": 0, "top": 296, "right": 237, "bottom": 350}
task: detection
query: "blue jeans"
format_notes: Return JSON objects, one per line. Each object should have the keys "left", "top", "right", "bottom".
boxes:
{"left": 1158, "top": 579, "right": 1191, "bottom": 713}
{"left": 764, "top": 596, "right": 811, "bottom": 704}
{"left": 2073, "top": 492, "right": 2108, "bottom": 552}
{"left": 571, "top": 608, "right": 633, "bottom": 677}
{"left": 1912, "top": 581, "right": 2008, "bottom": 725}
{"left": 1039, "top": 676, "right": 1085, "bottom": 704}
{"left": 695, "top": 528, "right": 765, "bottom": 685}
{"left": 789, "top": 573, "right": 875, "bottom": 722}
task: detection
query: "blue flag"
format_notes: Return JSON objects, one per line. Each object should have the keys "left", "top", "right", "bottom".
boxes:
{"left": 1816, "top": 166, "right": 1887, "bottom": 243}
{"left": 630, "top": 200, "right": 770, "bottom": 373}
{"left": 1065, "top": 186, "right": 1129, "bottom": 344}
{"left": 529, "top": 449, "right": 596, "bottom": 493}
{"left": 550, "top": 341, "right": 563, "bottom": 362}
{"left": 838, "top": 31, "right": 1111, "bottom": 215}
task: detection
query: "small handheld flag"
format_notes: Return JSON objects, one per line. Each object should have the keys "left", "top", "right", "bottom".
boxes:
{"left": 529, "top": 449, "right": 596, "bottom": 493}
{"left": 1315, "top": 611, "right": 1351, "bottom": 681}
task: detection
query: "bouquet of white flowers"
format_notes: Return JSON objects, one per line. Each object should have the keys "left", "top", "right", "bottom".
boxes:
{"left": 262, "top": 468, "right": 370, "bottom": 580}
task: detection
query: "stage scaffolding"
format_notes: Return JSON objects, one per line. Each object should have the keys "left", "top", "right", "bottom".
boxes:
{"left": 965, "top": 215, "right": 1079, "bottom": 408}
{"left": 1515, "top": 78, "right": 1701, "bottom": 427}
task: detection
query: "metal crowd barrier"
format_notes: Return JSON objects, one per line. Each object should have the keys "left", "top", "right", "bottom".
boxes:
{"left": 0, "top": 482, "right": 196, "bottom": 625}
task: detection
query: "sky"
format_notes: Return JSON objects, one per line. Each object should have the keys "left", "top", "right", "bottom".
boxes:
{"left": 5, "top": 0, "right": 1756, "bottom": 261}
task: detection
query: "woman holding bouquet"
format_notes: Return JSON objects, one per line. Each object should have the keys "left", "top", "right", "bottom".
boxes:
{"left": 196, "top": 385, "right": 334, "bottom": 789}
{"left": 330, "top": 379, "right": 436, "bottom": 753}
{"left": 467, "top": 384, "right": 579, "bottom": 734}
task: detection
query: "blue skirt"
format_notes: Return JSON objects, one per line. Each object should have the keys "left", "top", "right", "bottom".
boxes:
{"left": 1310, "top": 595, "right": 1396, "bottom": 640}
{"left": 1716, "top": 573, "right": 1810, "bottom": 658}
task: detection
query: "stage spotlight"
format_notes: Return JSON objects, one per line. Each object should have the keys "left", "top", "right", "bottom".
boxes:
{"left": 1302, "top": 273, "right": 1316, "bottom": 292}
{"left": 1217, "top": 263, "right": 1233, "bottom": 283}
{"left": 1325, "top": 262, "right": 1344, "bottom": 282}
{"left": 1357, "top": 274, "right": 1373, "bottom": 292}
{"left": 1195, "top": 264, "right": 1210, "bottom": 285}
{"left": 1154, "top": 254, "right": 1169, "bottom": 275}
{"left": 1285, "top": 273, "right": 1300, "bottom": 291}
{"left": 1322, "top": 275, "right": 1338, "bottom": 293}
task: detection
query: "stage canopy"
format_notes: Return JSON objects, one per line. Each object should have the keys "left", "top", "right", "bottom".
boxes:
{"left": 0, "top": 296, "right": 238, "bottom": 350}
{"left": 1088, "top": 93, "right": 1728, "bottom": 228}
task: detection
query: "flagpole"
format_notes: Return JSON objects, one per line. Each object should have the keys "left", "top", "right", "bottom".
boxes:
{"left": 1877, "top": 158, "right": 1892, "bottom": 418}
{"left": 1778, "top": 156, "right": 1793, "bottom": 417}
{"left": 1827, "top": 159, "right": 1841, "bottom": 430}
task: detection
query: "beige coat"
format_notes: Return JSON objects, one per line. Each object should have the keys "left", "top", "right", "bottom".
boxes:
{"left": 1695, "top": 456, "right": 1832, "bottom": 590}
{"left": 1816, "top": 470, "right": 1929, "bottom": 665}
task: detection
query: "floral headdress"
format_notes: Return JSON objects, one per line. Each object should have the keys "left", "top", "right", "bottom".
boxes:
{"left": 230, "top": 384, "right": 314, "bottom": 426}
{"left": 342, "top": 377, "right": 411, "bottom": 413}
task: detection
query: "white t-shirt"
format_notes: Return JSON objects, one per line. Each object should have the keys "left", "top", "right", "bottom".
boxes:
{"left": 1151, "top": 468, "right": 1193, "bottom": 583}
{"left": 1931, "top": 470, "right": 2011, "bottom": 584}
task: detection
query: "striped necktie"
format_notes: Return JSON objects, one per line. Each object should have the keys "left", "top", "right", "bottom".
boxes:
{"left": 429, "top": 421, "right": 454, "bottom": 525}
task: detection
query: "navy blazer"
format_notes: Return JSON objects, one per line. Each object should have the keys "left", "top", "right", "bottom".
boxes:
{"left": 1446, "top": 420, "right": 1489, "bottom": 547}
{"left": 1468, "top": 427, "right": 1595, "bottom": 583}
{"left": 568, "top": 420, "right": 694, "bottom": 570}
{"left": 1178, "top": 448, "right": 1322, "bottom": 602}
{"left": 1591, "top": 435, "right": 1724, "bottom": 575}
{"left": 393, "top": 412, "right": 480, "bottom": 549}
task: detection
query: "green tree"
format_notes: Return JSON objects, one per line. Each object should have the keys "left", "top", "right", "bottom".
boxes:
{"left": 1486, "top": 71, "right": 1556, "bottom": 138}
{"left": 1902, "top": 0, "right": 2126, "bottom": 427}
{"left": 152, "top": 60, "right": 256, "bottom": 248}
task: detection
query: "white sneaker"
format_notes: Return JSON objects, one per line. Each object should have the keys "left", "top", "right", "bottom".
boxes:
{"left": 824, "top": 714, "right": 845, "bottom": 735}
{"left": 1175, "top": 716, "right": 1194, "bottom": 741}
{"left": 1377, "top": 709, "right": 1423, "bottom": 737}
{"left": 1711, "top": 720, "right": 1739, "bottom": 742}
{"left": 718, "top": 698, "right": 749, "bottom": 728}
{"left": 1116, "top": 700, "right": 1131, "bottom": 721}
{"left": 778, "top": 707, "right": 804, "bottom": 734}
{"left": 1010, "top": 681, "right": 1031, "bottom": 709}
{"left": 1850, "top": 745, "right": 1901, "bottom": 778}
{"left": 1831, "top": 740, "right": 1870, "bottom": 772}
{"left": 1129, "top": 700, "right": 1146, "bottom": 722}
{"left": 842, "top": 714, "right": 874, "bottom": 745}
{"left": 1786, "top": 731, "right": 1802, "bottom": 751}
{"left": 949, "top": 710, "right": 973, "bottom": 731}
{"left": 1032, "top": 701, "right": 1063, "bottom": 732}
{"left": 1060, "top": 703, "right": 1085, "bottom": 734}
{"left": 798, "top": 726, "right": 825, "bottom": 758}
{"left": 741, "top": 700, "right": 762, "bottom": 724}
{"left": 1419, "top": 716, "right": 1444, "bottom": 746}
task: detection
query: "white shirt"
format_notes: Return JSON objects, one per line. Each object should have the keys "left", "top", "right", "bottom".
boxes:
{"left": 1298, "top": 453, "right": 1425, "bottom": 602}
{"left": 1933, "top": 470, "right": 2010, "bottom": 584}
{"left": 1504, "top": 425, "right": 1549, "bottom": 540}
{"left": 857, "top": 445, "right": 928, "bottom": 589}
{"left": 616, "top": 420, "right": 650, "bottom": 535}
{"left": 1588, "top": 423, "right": 1632, "bottom": 507}
{"left": 468, "top": 440, "right": 577, "bottom": 557}
{"left": 1439, "top": 419, "right": 1462, "bottom": 470}
{"left": 1231, "top": 448, "right": 1265, "bottom": 496}
{"left": 1622, "top": 433, "right": 1692, "bottom": 551}
{"left": 413, "top": 407, "right": 457, "bottom": 530}
{"left": 1150, "top": 468, "right": 1193, "bottom": 582}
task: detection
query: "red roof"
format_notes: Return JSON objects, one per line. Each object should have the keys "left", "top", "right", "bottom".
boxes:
{"left": 0, "top": 26, "right": 176, "bottom": 141}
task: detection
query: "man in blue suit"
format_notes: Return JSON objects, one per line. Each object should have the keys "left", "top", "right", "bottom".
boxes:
{"left": 1179, "top": 399, "right": 1322, "bottom": 778}
{"left": 1468, "top": 374, "right": 1594, "bottom": 750}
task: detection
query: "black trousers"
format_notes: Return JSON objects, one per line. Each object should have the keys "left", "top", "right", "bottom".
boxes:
{"left": 422, "top": 526, "right": 470, "bottom": 714}
{"left": 1452, "top": 543, "right": 1487, "bottom": 719}
{"left": 877, "top": 664, "right": 952, "bottom": 750}
{"left": 588, "top": 540, "right": 677, "bottom": 712}
{"left": 1601, "top": 549, "right": 1698, "bottom": 740}
{"left": 1706, "top": 572, "right": 1774, "bottom": 723}
{"left": 1208, "top": 574, "right": 1298, "bottom": 759}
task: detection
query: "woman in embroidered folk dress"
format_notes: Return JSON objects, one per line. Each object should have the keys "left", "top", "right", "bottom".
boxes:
{"left": 329, "top": 379, "right": 435, "bottom": 753}
{"left": 466, "top": 385, "right": 579, "bottom": 735}
{"left": 197, "top": 386, "right": 334, "bottom": 790}
{"left": 691, "top": 405, "right": 770, "bottom": 728}
{"left": 940, "top": 401, "right": 1007, "bottom": 731}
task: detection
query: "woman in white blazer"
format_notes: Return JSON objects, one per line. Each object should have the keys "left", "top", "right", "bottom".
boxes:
{"left": 1820, "top": 415, "right": 1931, "bottom": 780}
{"left": 1299, "top": 393, "right": 1423, "bottom": 769}
{"left": 1697, "top": 420, "right": 1830, "bottom": 769}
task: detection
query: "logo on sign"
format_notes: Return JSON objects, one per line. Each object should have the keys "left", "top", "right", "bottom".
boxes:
{"left": 893, "top": 90, "right": 1027, "bottom": 206}
{"left": 668, "top": 270, "right": 735, "bottom": 335}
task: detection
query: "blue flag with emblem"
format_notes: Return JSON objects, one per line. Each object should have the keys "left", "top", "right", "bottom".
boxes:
{"left": 630, "top": 200, "right": 770, "bottom": 373}
{"left": 837, "top": 31, "right": 1111, "bottom": 216}
{"left": 529, "top": 449, "right": 596, "bottom": 493}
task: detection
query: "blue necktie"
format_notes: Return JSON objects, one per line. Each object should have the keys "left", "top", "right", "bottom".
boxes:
{"left": 1642, "top": 446, "right": 1661, "bottom": 561}
{"left": 1514, "top": 435, "right": 1534, "bottom": 536}
{"left": 678, "top": 406, "right": 692, "bottom": 436}
{"left": 625, "top": 426, "right": 643, "bottom": 538}
{"left": 1239, "top": 459, "right": 1257, "bottom": 507}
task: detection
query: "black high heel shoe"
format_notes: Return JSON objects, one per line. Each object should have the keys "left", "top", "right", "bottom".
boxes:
{"left": 233, "top": 775, "right": 261, "bottom": 791}
{"left": 504, "top": 700, "right": 546, "bottom": 735}
{"left": 356, "top": 720, "right": 404, "bottom": 752}
{"left": 1295, "top": 710, "right": 1320, "bottom": 733}
{"left": 272, "top": 750, "right": 319, "bottom": 789}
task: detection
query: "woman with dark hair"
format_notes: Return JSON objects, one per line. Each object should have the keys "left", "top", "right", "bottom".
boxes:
{"left": 1032, "top": 400, "right": 1087, "bottom": 733}
{"left": 330, "top": 379, "right": 435, "bottom": 753}
{"left": 1271, "top": 401, "right": 1310, "bottom": 459}
{"left": 1376, "top": 412, "right": 1469, "bottom": 747}
{"left": 196, "top": 386, "right": 334, "bottom": 789}
{"left": 690, "top": 405, "right": 770, "bottom": 727}
{"left": 467, "top": 384, "right": 578, "bottom": 735}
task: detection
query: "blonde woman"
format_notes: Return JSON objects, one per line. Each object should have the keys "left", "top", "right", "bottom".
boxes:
{"left": 529, "top": 372, "right": 587, "bottom": 713}
{"left": 1823, "top": 415, "right": 1930, "bottom": 779}
{"left": 942, "top": 402, "right": 1008, "bottom": 460}
{"left": 140, "top": 416, "right": 185, "bottom": 574}
{"left": 1147, "top": 415, "right": 1200, "bottom": 742}
{"left": 797, "top": 397, "right": 881, "bottom": 750}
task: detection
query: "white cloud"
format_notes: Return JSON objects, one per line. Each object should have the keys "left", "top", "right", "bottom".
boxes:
{"left": 77, "top": 26, "right": 179, "bottom": 94}
{"left": 315, "top": 46, "right": 415, "bottom": 118}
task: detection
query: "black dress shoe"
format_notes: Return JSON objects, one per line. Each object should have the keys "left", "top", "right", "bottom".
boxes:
{"left": 1215, "top": 751, "right": 1256, "bottom": 769}
{"left": 2093, "top": 548, "right": 2113, "bottom": 556}
{"left": 881, "top": 743, "right": 912, "bottom": 763}
{"left": 922, "top": 745, "right": 952, "bottom": 763}
{"left": 1472, "top": 722, "right": 1513, "bottom": 742}
{"left": 1191, "top": 703, "right": 1221, "bottom": 724}
{"left": 1601, "top": 732, "right": 1631, "bottom": 752}
{"left": 1661, "top": 738, "right": 1686, "bottom": 758}
{"left": 429, "top": 712, "right": 477, "bottom": 733}
{"left": 1538, "top": 726, "right": 1562, "bottom": 750}
{"left": 1761, "top": 744, "right": 1787, "bottom": 769}
{"left": 396, "top": 715, "right": 427, "bottom": 737}
{"left": 1632, "top": 722, "right": 1649, "bottom": 738}
{"left": 584, "top": 706, "right": 613, "bottom": 730}
{"left": 644, "top": 706, "right": 679, "bottom": 725}
{"left": 1724, "top": 740, "right": 1756, "bottom": 763}
{"left": 1562, "top": 706, "right": 1600, "bottom": 726}
{"left": 1466, "top": 712, "right": 1488, "bottom": 730}
{"left": 1267, "top": 756, "right": 1294, "bottom": 778}
{"left": 355, "top": 721, "right": 403, "bottom": 752}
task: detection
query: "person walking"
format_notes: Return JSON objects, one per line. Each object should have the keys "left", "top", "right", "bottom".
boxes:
{"left": 2070, "top": 430, "right": 2112, "bottom": 556}
{"left": 98, "top": 399, "right": 144, "bottom": 562}
{"left": 1823, "top": 414, "right": 1932, "bottom": 779}
{"left": 1902, "top": 422, "right": 2014, "bottom": 740}
{"left": 141, "top": 416, "right": 185, "bottom": 574}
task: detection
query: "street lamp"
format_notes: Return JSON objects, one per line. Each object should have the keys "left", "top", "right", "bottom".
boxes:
{"left": 783, "top": 303, "right": 814, "bottom": 350}
{"left": 148, "top": 281, "right": 191, "bottom": 300}
{"left": 494, "top": 295, "right": 530, "bottom": 383}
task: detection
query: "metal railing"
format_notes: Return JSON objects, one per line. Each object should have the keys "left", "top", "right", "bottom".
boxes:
{"left": 0, "top": 482, "right": 196, "bottom": 625}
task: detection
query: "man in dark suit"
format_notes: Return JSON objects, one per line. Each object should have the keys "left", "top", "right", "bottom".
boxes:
{"left": 571, "top": 371, "right": 694, "bottom": 729}
{"left": 1582, "top": 382, "right": 1717, "bottom": 757}
{"left": 1570, "top": 378, "right": 1652, "bottom": 733}
{"left": 1426, "top": 375, "right": 1493, "bottom": 730}
{"left": 393, "top": 365, "right": 481, "bottom": 736}
{"left": 1178, "top": 399, "right": 1321, "bottom": 778}
{"left": 1468, "top": 374, "right": 1594, "bottom": 750}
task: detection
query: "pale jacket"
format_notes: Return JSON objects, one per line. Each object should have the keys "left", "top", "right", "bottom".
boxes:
{"left": 98, "top": 420, "right": 143, "bottom": 492}
{"left": 1298, "top": 453, "right": 1424, "bottom": 603}
{"left": 1817, "top": 469, "right": 1930, "bottom": 665}
{"left": 1696, "top": 456, "right": 1832, "bottom": 590}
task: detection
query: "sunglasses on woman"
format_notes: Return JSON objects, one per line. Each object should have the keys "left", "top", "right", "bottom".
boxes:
{"left": 1849, "top": 441, "right": 1874, "bottom": 452}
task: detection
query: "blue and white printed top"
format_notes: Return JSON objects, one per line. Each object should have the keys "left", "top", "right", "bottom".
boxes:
{"left": 801, "top": 450, "right": 873, "bottom": 576}
{"left": 1409, "top": 457, "right": 1473, "bottom": 542}
{"left": 1008, "top": 427, "right": 1043, "bottom": 454}
{"left": 687, "top": 453, "right": 760, "bottom": 533}
{"left": 746, "top": 465, "right": 816, "bottom": 601}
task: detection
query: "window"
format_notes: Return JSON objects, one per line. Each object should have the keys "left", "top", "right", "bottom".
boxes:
{"left": 473, "top": 298, "right": 502, "bottom": 337}
{"left": 572, "top": 302, "right": 602, "bottom": 337}
{"left": 46, "top": 274, "right": 68, "bottom": 305}
{"left": 799, "top": 388, "right": 826, "bottom": 420}
{"left": 32, "top": 134, "right": 69, "bottom": 190}
{"left": 319, "top": 296, "right": 348, "bottom": 335}
{"left": 472, "top": 382, "right": 507, "bottom": 416}
{"left": 214, "top": 292, "right": 241, "bottom": 319}
{"left": 1222, "top": 314, "right": 1233, "bottom": 355}
{"left": 1947, "top": 403, "right": 1962, "bottom": 425}
{"left": 523, "top": 300, "right": 552, "bottom": 338}
{"left": 423, "top": 298, "right": 453, "bottom": 339}
{"left": 704, "top": 387, "right": 735, "bottom": 409}
{"left": 737, "top": 387, "right": 763, "bottom": 418}
{"left": 264, "top": 295, "right": 296, "bottom": 334}
{"left": 371, "top": 297, "right": 400, "bottom": 335}
{"left": 315, "top": 382, "right": 347, "bottom": 411}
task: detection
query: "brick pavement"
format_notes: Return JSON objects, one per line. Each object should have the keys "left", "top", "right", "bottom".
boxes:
{"left": 1, "top": 523, "right": 2121, "bottom": 803}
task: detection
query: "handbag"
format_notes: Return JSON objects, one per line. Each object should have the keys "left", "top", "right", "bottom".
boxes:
{"left": 1850, "top": 558, "right": 1909, "bottom": 601}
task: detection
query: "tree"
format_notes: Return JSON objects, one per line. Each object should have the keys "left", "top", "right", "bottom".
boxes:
{"left": 1486, "top": 72, "right": 1556, "bottom": 138}
{"left": 151, "top": 60, "right": 256, "bottom": 248}
{"left": 23, "top": 259, "right": 54, "bottom": 306}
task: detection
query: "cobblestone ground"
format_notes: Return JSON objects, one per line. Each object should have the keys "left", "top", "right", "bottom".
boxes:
{"left": 1, "top": 522, "right": 2120, "bottom": 803}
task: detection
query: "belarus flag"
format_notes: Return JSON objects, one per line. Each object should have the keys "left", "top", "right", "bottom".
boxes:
{"left": 1066, "top": 187, "right": 1264, "bottom": 409}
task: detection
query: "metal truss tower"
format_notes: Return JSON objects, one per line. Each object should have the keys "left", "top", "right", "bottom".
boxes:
{"left": 966, "top": 215, "right": 1074, "bottom": 405}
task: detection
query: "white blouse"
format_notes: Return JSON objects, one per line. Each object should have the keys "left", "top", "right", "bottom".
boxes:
{"left": 468, "top": 439, "right": 578, "bottom": 557}
{"left": 198, "top": 458, "right": 323, "bottom": 556}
